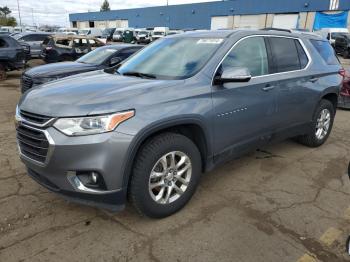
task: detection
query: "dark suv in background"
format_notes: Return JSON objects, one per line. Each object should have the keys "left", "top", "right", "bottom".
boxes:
{"left": 16, "top": 30, "right": 342, "bottom": 218}
{"left": 21, "top": 44, "right": 142, "bottom": 93}
{"left": 334, "top": 34, "right": 350, "bottom": 58}
{"left": 0, "top": 35, "right": 29, "bottom": 79}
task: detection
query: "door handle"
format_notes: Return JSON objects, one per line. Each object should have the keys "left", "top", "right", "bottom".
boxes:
{"left": 309, "top": 77, "right": 319, "bottom": 83}
{"left": 262, "top": 85, "right": 275, "bottom": 91}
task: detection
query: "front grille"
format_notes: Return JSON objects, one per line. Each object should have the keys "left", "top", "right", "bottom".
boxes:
{"left": 17, "top": 125, "right": 49, "bottom": 163}
{"left": 20, "top": 110, "right": 52, "bottom": 125}
{"left": 21, "top": 75, "right": 33, "bottom": 93}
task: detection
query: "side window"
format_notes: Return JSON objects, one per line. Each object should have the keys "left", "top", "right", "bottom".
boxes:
{"left": 21, "top": 35, "right": 36, "bottom": 41}
{"left": 0, "top": 38, "right": 9, "bottom": 48}
{"left": 310, "top": 39, "right": 339, "bottom": 65}
{"left": 269, "top": 37, "right": 301, "bottom": 73}
{"left": 221, "top": 36, "right": 269, "bottom": 77}
{"left": 116, "top": 49, "right": 136, "bottom": 60}
{"left": 88, "top": 39, "right": 104, "bottom": 49}
{"left": 295, "top": 40, "right": 309, "bottom": 69}
{"left": 35, "top": 35, "right": 49, "bottom": 42}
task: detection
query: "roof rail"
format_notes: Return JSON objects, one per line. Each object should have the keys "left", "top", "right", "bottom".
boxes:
{"left": 261, "top": 27, "right": 292, "bottom": 33}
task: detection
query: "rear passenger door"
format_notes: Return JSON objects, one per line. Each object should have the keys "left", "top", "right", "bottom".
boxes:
{"left": 266, "top": 36, "right": 314, "bottom": 129}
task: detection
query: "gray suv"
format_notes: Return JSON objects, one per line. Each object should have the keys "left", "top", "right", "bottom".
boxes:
{"left": 16, "top": 30, "right": 343, "bottom": 218}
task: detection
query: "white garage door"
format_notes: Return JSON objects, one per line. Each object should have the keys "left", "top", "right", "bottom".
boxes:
{"left": 272, "top": 14, "right": 299, "bottom": 29}
{"left": 237, "top": 15, "right": 261, "bottom": 28}
{"left": 211, "top": 16, "right": 229, "bottom": 30}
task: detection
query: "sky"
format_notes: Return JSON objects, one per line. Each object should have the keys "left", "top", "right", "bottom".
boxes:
{"left": 1, "top": 0, "right": 217, "bottom": 27}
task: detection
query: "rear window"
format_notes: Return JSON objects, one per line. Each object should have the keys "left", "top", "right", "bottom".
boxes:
{"left": 310, "top": 39, "right": 339, "bottom": 65}
{"left": 269, "top": 37, "right": 308, "bottom": 73}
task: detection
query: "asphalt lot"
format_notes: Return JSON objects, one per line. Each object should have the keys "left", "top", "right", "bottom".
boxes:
{"left": 1, "top": 59, "right": 350, "bottom": 262}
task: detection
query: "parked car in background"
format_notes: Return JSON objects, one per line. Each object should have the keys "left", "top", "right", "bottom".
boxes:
{"left": 338, "top": 69, "right": 350, "bottom": 109}
{"left": 57, "top": 28, "right": 79, "bottom": 35}
{"left": 135, "top": 30, "right": 151, "bottom": 44}
{"left": 113, "top": 28, "right": 126, "bottom": 41}
{"left": 334, "top": 34, "right": 350, "bottom": 58}
{"left": 151, "top": 27, "right": 169, "bottom": 41}
{"left": 315, "top": 28, "right": 349, "bottom": 46}
{"left": 16, "top": 30, "right": 342, "bottom": 218}
{"left": 0, "top": 26, "right": 14, "bottom": 35}
{"left": 40, "top": 35, "right": 105, "bottom": 63}
{"left": 21, "top": 44, "right": 142, "bottom": 93}
{"left": 0, "top": 35, "right": 28, "bottom": 79}
{"left": 78, "top": 28, "right": 102, "bottom": 38}
{"left": 100, "top": 28, "right": 116, "bottom": 42}
{"left": 13, "top": 32, "right": 53, "bottom": 58}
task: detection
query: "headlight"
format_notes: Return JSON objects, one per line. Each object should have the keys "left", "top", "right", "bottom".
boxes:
{"left": 53, "top": 110, "right": 135, "bottom": 136}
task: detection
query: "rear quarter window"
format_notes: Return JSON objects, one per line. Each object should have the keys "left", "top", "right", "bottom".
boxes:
{"left": 310, "top": 39, "right": 339, "bottom": 65}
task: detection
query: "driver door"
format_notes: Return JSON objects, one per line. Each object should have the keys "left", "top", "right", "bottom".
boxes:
{"left": 211, "top": 36, "right": 278, "bottom": 157}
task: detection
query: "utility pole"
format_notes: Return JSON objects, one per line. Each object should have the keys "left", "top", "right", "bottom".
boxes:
{"left": 16, "top": 0, "right": 22, "bottom": 28}
{"left": 31, "top": 8, "right": 35, "bottom": 27}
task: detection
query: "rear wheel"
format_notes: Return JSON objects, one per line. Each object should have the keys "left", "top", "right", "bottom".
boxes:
{"left": 297, "top": 99, "right": 335, "bottom": 147}
{"left": 129, "top": 133, "right": 202, "bottom": 218}
{"left": 343, "top": 49, "right": 349, "bottom": 59}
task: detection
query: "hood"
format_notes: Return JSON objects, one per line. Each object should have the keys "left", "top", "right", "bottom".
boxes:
{"left": 19, "top": 70, "right": 182, "bottom": 117}
{"left": 24, "top": 62, "right": 98, "bottom": 78}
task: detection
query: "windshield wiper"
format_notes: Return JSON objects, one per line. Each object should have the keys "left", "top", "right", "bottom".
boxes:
{"left": 122, "top": 71, "right": 157, "bottom": 79}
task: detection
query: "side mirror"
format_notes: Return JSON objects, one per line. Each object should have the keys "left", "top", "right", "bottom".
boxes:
{"left": 215, "top": 67, "right": 252, "bottom": 84}
{"left": 110, "top": 57, "right": 122, "bottom": 66}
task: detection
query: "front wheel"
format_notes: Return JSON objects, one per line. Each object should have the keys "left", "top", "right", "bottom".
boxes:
{"left": 129, "top": 133, "right": 202, "bottom": 218}
{"left": 296, "top": 99, "right": 335, "bottom": 147}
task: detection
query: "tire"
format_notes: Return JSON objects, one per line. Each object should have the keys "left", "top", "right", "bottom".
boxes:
{"left": 129, "top": 133, "right": 202, "bottom": 218}
{"left": 297, "top": 99, "right": 335, "bottom": 148}
{"left": 343, "top": 49, "right": 349, "bottom": 59}
{"left": 0, "top": 64, "right": 6, "bottom": 81}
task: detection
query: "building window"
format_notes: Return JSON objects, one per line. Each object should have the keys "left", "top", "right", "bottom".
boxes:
{"left": 329, "top": 0, "right": 340, "bottom": 10}
{"left": 72, "top": 21, "right": 77, "bottom": 28}
{"left": 89, "top": 21, "right": 95, "bottom": 28}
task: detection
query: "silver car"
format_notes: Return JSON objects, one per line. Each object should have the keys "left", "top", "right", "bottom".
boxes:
{"left": 13, "top": 32, "right": 52, "bottom": 58}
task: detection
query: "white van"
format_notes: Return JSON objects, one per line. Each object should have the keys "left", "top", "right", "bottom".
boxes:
{"left": 0, "top": 26, "right": 14, "bottom": 34}
{"left": 315, "top": 28, "right": 349, "bottom": 46}
{"left": 151, "top": 27, "right": 169, "bottom": 41}
{"left": 78, "top": 28, "right": 102, "bottom": 38}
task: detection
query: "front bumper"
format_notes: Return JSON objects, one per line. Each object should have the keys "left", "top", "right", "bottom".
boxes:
{"left": 18, "top": 123, "right": 134, "bottom": 211}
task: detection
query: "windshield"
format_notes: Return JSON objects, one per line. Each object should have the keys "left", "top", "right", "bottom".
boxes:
{"left": 0, "top": 28, "right": 9, "bottom": 32}
{"left": 102, "top": 28, "right": 114, "bottom": 35}
{"left": 77, "top": 47, "right": 117, "bottom": 65}
{"left": 79, "top": 30, "right": 90, "bottom": 35}
{"left": 153, "top": 32, "right": 164, "bottom": 36}
{"left": 118, "top": 37, "right": 223, "bottom": 80}
{"left": 138, "top": 31, "right": 148, "bottom": 35}
{"left": 332, "top": 32, "right": 347, "bottom": 38}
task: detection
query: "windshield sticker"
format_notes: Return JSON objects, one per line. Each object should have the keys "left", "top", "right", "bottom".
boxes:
{"left": 197, "top": 39, "right": 223, "bottom": 44}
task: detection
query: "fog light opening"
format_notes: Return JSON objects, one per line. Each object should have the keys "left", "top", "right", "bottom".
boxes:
{"left": 76, "top": 171, "right": 107, "bottom": 190}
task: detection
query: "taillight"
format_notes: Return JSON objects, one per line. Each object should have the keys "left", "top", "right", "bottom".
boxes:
{"left": 339, "top": 68, "right": 346, "bottom": 77}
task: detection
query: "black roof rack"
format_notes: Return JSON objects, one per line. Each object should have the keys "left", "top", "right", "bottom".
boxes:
{"left": 261, "top": 27, "right": 292, "bottom": 33}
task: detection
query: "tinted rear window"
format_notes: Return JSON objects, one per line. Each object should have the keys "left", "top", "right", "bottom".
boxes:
{"left": 269, "top": 37, "right": 302, "bottom": 73}
{"left": 310, "top": 39, "right": 339, "bottom": 65}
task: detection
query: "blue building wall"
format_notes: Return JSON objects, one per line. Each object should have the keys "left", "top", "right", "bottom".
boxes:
{"left": 69, "top": 0, "right": 350, "bottom": 29}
